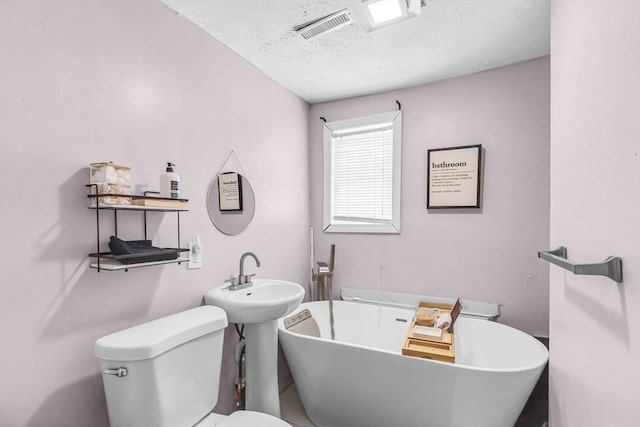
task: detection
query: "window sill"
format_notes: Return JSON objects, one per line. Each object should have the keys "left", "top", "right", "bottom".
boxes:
{"left": 323, "top": 222, "right": 400, "bottom": 234}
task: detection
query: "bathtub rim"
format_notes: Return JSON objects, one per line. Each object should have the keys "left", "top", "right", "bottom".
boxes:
{"left": 278, "top": 300, "right": 549, "bottom": 374}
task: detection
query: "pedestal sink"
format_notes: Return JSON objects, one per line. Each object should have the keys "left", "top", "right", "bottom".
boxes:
{"left": 204, "top": 279, "right": 304, "bottom": 417}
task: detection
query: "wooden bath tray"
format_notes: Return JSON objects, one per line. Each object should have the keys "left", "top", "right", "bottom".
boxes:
{"left": 401, "top": 299, "right": 462, "bottom": 363}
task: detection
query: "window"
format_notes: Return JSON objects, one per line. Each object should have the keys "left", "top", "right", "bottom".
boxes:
{"left": 323, "top": 110, "right": 402, "bottom": 233}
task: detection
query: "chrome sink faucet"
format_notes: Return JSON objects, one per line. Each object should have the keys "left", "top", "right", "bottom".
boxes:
{"left": 226, "top": 252, "right": 261, "bottom": 291}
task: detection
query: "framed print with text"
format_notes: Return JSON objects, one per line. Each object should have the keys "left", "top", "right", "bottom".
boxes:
{"left": 427, "top": 144, "right": 482, "bottom": 209}
{"left": 218, "top": 172, "right": 243, "bottom": 212}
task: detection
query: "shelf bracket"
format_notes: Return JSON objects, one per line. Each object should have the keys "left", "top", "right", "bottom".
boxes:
{"left": 537, "top": 246, "right": 623, "bottom": 283}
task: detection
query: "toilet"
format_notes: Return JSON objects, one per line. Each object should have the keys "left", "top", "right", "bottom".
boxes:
{"left": 94, "top": 305, "right": 290, "bottom": 427}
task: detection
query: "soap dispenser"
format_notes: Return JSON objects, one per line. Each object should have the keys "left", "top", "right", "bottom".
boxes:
{"left": 160, "top": 162, "right": 180, "bottom": 199}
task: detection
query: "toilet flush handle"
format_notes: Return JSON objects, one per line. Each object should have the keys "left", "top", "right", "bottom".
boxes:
{"left": 103, "top": 367, "right": 128, "bottom": 377}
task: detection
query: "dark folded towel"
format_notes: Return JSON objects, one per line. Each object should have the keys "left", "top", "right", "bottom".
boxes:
{"left": 108, "top": 236, "right": 178, "bottom": 265}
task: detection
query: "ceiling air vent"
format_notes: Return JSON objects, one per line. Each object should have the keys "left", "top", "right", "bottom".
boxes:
{"left": 296, "top": 9, "right": 353, "bottom": 40}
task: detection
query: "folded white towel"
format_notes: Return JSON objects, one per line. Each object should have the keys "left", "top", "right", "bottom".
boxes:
{"left": 435, "top": 312, "right": 452, "bottom": 330}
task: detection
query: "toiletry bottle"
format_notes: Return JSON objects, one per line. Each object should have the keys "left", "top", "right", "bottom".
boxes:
{"left": 160, "top": 162, "right": 180, "bottom": 199}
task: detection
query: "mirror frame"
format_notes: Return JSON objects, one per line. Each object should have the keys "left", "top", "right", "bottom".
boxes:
{"left": 206, "top": 174, "right": 255, "bottom": 235}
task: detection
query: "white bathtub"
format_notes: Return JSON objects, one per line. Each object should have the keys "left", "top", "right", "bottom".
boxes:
{"left": 278, "top": 300, "right": 548, "bottom": 427}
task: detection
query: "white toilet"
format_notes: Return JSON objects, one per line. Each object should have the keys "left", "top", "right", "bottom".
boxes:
{"left": 94, "top": 305, "right": 290, "bottom": 427}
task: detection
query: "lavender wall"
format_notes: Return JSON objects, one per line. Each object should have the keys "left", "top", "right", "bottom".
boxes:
{"left": 309, "top": 57, "right": 550, "bottom": 336}
{"left": 550, "top": 3, "right": 640, "bottom": 426}
{"left": 0, "top": 1, "right": 309, "bottom": 426}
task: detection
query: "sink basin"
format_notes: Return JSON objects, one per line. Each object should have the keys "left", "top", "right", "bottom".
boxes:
{"left": 204, "top": 279, "right": 305, "bottom": 324}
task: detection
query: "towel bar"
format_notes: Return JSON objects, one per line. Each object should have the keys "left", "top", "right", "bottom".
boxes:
{"left": 537, "top": 246, "right": 622, "bottom": 283}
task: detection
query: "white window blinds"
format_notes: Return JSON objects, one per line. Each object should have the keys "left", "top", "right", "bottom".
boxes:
{"left": 323, "top": 110, "right": 401, "bottom": 234}
{"left": 331, "top": 125, "right": 394, "bottom": 224}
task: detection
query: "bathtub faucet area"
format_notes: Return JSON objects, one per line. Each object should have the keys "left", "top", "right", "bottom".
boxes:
{"left": 226, "top": 252, "right": 261, "bottom": 291}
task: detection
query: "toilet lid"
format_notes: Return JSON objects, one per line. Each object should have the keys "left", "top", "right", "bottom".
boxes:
{"left": 201, "top": 410, "right": 291, "bottom": 427}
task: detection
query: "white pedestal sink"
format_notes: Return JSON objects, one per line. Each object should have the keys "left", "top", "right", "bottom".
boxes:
{"left": 204, "top": 279, "right": 305, "bottom": 417}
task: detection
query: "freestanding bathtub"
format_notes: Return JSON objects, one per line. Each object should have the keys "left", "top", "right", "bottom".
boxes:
{"left": 278, "top": 300, "right": 548, "bottom": 427}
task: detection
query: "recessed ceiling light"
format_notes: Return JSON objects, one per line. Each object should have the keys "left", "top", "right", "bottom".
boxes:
{"left": 367, "top": 0, "right": 403, "bottom": 25}
{"left": 352, "top": 0, "right": 423, "bottom": 33}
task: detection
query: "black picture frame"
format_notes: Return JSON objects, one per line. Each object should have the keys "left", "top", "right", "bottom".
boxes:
{"left": 427, "top": 144, "right": 482, "bottom": 209}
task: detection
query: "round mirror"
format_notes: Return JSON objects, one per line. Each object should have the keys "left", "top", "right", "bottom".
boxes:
{"left": 207, "top": 173, "right": 255, "bottom": 235}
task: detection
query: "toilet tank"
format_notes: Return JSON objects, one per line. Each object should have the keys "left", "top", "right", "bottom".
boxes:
{"left": 95, "top": 306, "right": 228, "bottom": 427}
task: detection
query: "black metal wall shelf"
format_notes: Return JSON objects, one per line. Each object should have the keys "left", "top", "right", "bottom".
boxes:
{"left": 87, "top": 185, "right": 189, "bottom": 272}
{"left": 89, "top": 204, "right": 189, "bottom": 212}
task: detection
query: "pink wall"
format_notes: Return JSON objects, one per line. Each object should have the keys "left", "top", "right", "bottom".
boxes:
{"left": 0, "top": 1, "right": 309, "bottom": 426}
{"left": 550, "top": 3, "right": 640, "bottom": 426}
{"left": 309, "top": 57, "right": 550, "bottom": 336}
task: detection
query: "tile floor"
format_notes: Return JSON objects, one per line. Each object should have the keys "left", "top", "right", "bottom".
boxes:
{"left": 280, "top": 384, "right": 315, "bottom": 427}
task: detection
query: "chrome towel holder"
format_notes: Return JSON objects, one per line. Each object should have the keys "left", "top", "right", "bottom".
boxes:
{"left": 538, "top": 246, "right": 623, "bottom": 283}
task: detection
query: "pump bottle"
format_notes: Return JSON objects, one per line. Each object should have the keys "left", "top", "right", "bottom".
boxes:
{"left": 160, "top": 162, "right": 180, "bottom": 199}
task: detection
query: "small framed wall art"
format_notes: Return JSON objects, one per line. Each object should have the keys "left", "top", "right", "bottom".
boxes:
{"left": 427, "top": 144, "right": 482, "bottom": 209}
{"left": 218, "top": 172, "right": 243, "bottom": 212}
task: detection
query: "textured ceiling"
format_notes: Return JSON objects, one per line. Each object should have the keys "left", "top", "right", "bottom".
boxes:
{"left": 161, "top": 0, "right": 550, "bottom": 104}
